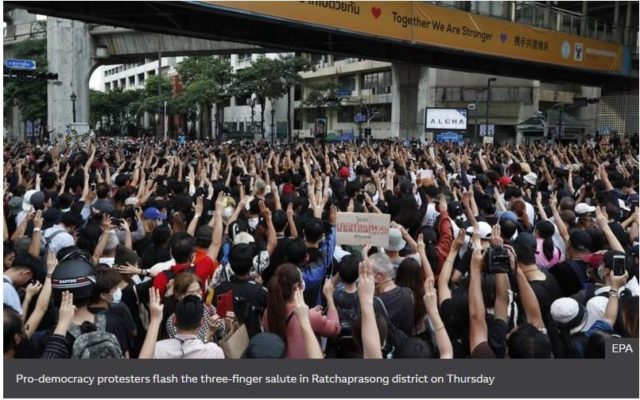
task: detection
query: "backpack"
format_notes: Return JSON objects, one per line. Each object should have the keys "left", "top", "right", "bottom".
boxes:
{"left": 215, "top": 280, "right": 265, "bottom": 338}
{"left": 374, "top": 297, "right": 409, "bottom": 358}
{"left": 69, "top": 313, "right": 123, "bottom": 359}
{"left": 301, "top": 252, "right": 327, "bottom": 307}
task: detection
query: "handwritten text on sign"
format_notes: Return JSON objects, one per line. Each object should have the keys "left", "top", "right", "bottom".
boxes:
{"left": 336, "top": 213, "right": 390, "bottom": 247}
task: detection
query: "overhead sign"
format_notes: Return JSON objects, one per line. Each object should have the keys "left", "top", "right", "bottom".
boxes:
{"left": 337, "top": 89, "right": 352, "bottom": 97}
{"left": 5, "top": 59, "right": 36, "bottom": 70}
{"left": 425, "top": 108, "right": 468, "bottom": 130}
{"left": 336, "top": 212, "right": 390, "bottom": 247}
{"left": 355, "top": 113, "right": 367, "bottom": 123}
{"left": 208, "top": 2, "right": 624, "bottom": 73}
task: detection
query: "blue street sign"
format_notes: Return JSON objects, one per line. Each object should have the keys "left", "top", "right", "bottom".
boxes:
{"left": 5, "top": 59, "right": 37, "bottom": 70}
{"left": 354, "top": 113, "right": 367, "bottom": 123}
{"left": 337, "top": 89, "right": 351, "bottom": 97}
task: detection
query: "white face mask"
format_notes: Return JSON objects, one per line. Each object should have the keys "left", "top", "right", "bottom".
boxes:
{"left": 300, "top": 279, "right": 306, "bottom": 292}
{"left": 248, "top": 217, "right": 259, "bottom": 230}
{"left": 110, "top": 288, "right": 122, "bottom": 304}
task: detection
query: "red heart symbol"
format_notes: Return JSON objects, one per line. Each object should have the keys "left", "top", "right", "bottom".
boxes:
{"left": 371, "top": 7, "right": 382, "bottom": 19}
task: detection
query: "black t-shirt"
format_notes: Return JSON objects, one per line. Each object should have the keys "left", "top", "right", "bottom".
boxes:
{"left": 333, "top": 290, "right": 360, "bottom": 333}
{"left": 262, "top": 237, "right": 293, "bottom": 285}
{"left": 528, "top": 270, "right": 563, "bottom": 358}
{"left": 377, "top": 286, "right": 414, "bottom": 336}
{"left": 139, "top": 245, "right": 171, "bottom": 270}
{"left": 486, "top": 315, "right": 508, "bottom": 358}
{"left": 133, "top": 233, "right": 153, "bottom": 257}
{"left": 549, "top": 259, "right": 590, "bottom": 298}
{"left": 35, "top": 309, "right": 131, "bottom": 357}
{"left": 529, "top": 270, "right": 563, "bottom": 325}
{"left": 439, "top": 296, "right": 470, "bottom": 359}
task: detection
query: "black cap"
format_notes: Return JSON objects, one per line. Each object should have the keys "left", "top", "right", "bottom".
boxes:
{"left": 513, "top": 232, "right": 537, "bottom": 250}
{"left": 42, "top": 207, "right": 63, "bottom": 230}
{"left": 569, "top": 230, "right": 592, "bottom": 253}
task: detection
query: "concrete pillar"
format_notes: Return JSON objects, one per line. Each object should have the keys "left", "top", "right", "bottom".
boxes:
{"left": 47, "top": 17, "right": 94, "bottom": 142}
{"left": 579, "top": 86, "right": 601, "bottom": 134}
{"left": 612, "top": 1, "right": 620, "bottom": 41}
{"left": 10, "top": 106, "right": 25, "bottom": 143}
{"left": 355, "top": 73, "right": 362, "bottom": 94}
{"left": 624, "top": 1, "right": 632, "bottom": 45}
{"left": 580, "top": 1, "right": 588, "bottom": 35}
{"left": 327, "top": 54, "right": 334, "bottom": 67}
{"left": 391, "top": 64, "right": 433, "bottom": 139}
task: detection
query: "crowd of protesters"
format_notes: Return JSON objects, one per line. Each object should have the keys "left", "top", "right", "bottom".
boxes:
{"left": 3, "top": 134, "right": 638, "bottom": 359}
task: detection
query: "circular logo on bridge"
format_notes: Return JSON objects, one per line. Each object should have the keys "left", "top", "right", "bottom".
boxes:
{"left": 561, "top": 41, "right": 571, "bottom": 59}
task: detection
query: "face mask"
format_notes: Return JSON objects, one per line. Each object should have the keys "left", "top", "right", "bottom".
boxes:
{"left": 110, "top": 288, "right": 122, "bottom": 304}
{"left": 300, "top": 279, "right": 306, "bottom": 292}
{"left": 248, "top": 217, "right": 259, "bottom": 230}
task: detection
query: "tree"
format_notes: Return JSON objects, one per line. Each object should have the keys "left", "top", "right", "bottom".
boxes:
{"left": 234, "top": 57, "right": 289, "bottom": 138}
{"left": 90, "top": 88, "right": 143, "bottom": 136}
{"left": 303, "top": 80, "right": 340, "bottom": 121}
{"left": 279, "top": 55, "right": 313, "bottom": 143}
{"left": 176, "top": 56, "right": 233, "bottom": 139}
{"left": 3, "top": 37, "right": 48, "bottom": 122}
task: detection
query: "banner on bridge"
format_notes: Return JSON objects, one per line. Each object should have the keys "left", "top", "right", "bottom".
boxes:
{"left": 209, "top": 1, "right": 623, "bottom": 74}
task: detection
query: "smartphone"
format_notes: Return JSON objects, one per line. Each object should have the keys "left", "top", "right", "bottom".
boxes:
{"left": 612, "top": 255, "right": 626, "bottom": 276}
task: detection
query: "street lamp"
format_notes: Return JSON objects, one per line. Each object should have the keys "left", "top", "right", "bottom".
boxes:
{"left": 70, "top": 92, "right": 77, "bottom": 123}
{"left": 270, "top": 107, "right": 276, "bottom": 146}
{"left": 485, "top": 78, "right": 496, "bottom": 138}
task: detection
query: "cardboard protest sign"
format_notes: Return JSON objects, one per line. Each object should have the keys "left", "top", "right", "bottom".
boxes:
{"left": 336, "top": 212, "right": 390, "bottom": 247}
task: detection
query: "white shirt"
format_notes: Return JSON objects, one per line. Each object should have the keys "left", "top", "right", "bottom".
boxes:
{"left": 153, "top": 334, "right": 225, "bottom": 359}
{"left": 421, "top": 203, "right": 440, "bottom": 227}
{"left": 3, "top": 275, "right": 22, "bottom": 315}
{"left": 149, "top": 259, "right": 176, "bottom": 277}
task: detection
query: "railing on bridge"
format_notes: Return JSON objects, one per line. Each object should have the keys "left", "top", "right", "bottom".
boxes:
{"left": 430, "top": 1, "right": 638, "bottom": 51}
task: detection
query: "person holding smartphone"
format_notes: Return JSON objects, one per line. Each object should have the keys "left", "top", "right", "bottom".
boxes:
{"left": 583, "top": 250, "right": 638, "bottom": 329}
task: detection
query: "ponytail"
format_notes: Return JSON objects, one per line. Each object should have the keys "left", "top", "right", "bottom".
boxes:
{"left": 542, "top": 237, "right": 555, "bottom": 262}
{"left": 266, "top": 263, "right": 300, "bottom": 344}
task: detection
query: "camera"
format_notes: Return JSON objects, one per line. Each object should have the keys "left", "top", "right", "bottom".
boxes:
{"left": 485, "top": 245, "right": 511, "bottom": 274}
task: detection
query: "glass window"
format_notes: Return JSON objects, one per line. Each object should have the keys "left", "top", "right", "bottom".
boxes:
{"left": 338, "top": 75, "right": 356, "bottom": 91}
{"left": 370, "top": 104, "right": 392, "bottom": 122}
{"left": 306, "top": 110, "right": 324, "bottom": 123}
{"left": 294, "top": 85, "right": 302, "bottom": 101}
{"left": 338, "top": 106, "right": 355, "bottom": 123}
{"left": 362, "top": 71, "right": 392, "bottom": 93}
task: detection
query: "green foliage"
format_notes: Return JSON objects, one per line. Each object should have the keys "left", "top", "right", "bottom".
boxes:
{"left": 176, "top": 56, "right": 233, "bottom": 107}
{"left": 3, "top": 38, "right": 48, "bottom": 120}
{"left": 279, "top": 55, "right": 314, "bottom": 87}
{"left": 303, "top": 80, "right": 340, "bottom": 109}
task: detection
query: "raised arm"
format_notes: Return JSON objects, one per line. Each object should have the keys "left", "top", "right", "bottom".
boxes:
{"left": 293, "top": 287, "right": 324, "bottom": 359}
{"left": 207, "top": 192, "right": 225, "bottom": 261}
{"left": 28, "top": 210, "right": 43, "bottom": 258}
{"left": 424, "top": 278, "right": 453, "bottom": 359}
{"left": 595, "top": 207, "right": 625, "bottom": 252}
{"left": 139, "top": 288, "right": 163, "bottom": 359}
{"left": 468, "top": 248, "right": 488, "bottom": 353}
{"left": 187, "top": 196, "right": 203, "bottom": 237}
{"left": 24, "top": 252, "right": 56, "bottom": 338}
{"left": 259, "top": 201, "right": 277, "bottom": 256}
{"left": 437, "top": 229, "right": 465, "bottom": 306}
{"left": 358, "top": 259, "right": 383, "bottom": 359}
{"left": 286, "top": 203, "right": 299, "bottom": 239}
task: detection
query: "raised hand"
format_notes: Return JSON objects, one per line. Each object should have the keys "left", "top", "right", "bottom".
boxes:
{"left": 357, "top": 259, "right": 376, "bottom": 304}
{"left": 148, "top": 287, "right": 164, "bottom": 322}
